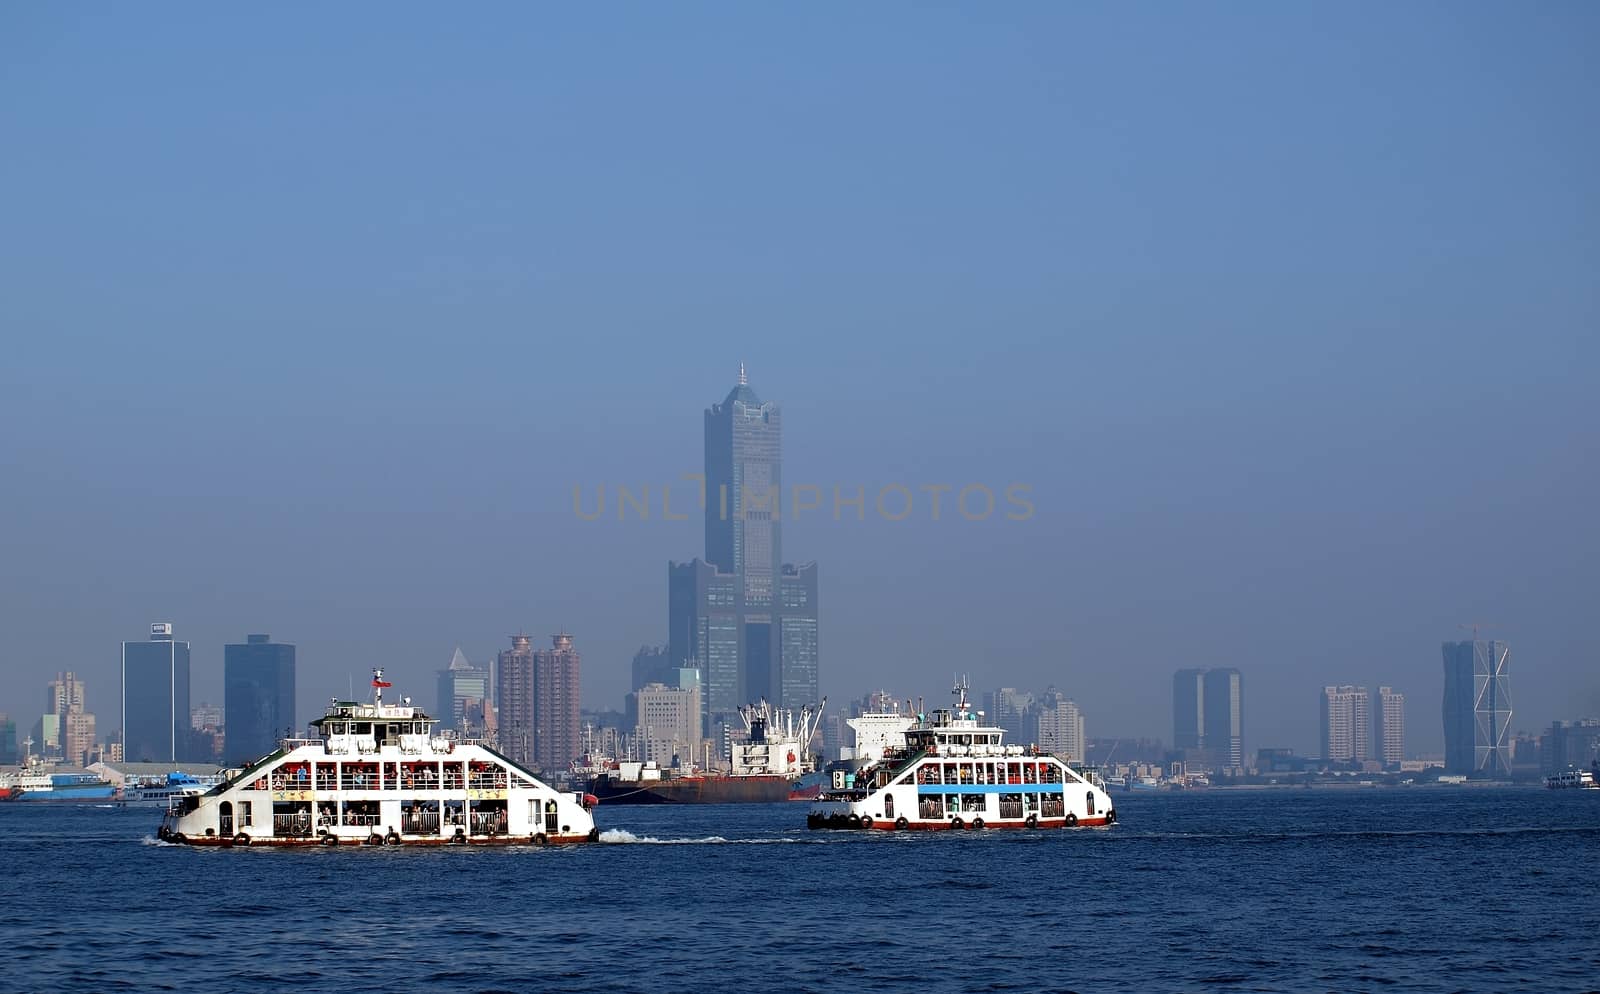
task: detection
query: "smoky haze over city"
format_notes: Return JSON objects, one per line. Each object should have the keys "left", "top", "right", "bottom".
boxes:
{"left": 1, "top": 5, "right": 1595, "bottom": 761}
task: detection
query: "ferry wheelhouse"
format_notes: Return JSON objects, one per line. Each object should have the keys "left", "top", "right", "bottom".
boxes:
{"left": 158, "top": 671, "right": 598, "bottom": 847}
{"left": 808, "top": 682, "right": 1116, "bottom": 831}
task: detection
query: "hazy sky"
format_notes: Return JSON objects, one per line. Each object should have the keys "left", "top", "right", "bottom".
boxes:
{"left": 2, "top": 4, "right": 1595, "bottom": 757}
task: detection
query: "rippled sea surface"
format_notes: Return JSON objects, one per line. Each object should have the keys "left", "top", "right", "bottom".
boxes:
{"left": 3, "top": 787, "right": 1597, "bottom": 993}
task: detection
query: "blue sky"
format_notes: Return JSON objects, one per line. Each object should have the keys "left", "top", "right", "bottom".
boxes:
{"left": 1, "top": 3, "right": 1595, "bottom": 755}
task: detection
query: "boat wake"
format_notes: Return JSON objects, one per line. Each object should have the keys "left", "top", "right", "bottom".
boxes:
{"left": 140, "top": 835, "right": 179, "bottom": 847}
{"left": 598, "top": 829, "right": 799, "bottom": 845}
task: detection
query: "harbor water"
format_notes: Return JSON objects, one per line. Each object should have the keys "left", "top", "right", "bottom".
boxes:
{"left": 2, "top": 787, "right": 1596, "bottom": 993}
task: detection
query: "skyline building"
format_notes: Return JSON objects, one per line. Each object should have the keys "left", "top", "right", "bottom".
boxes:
{"left": 223, "top": 633, "right": 296, "bottom": 765}
{"left": 984, "top": 687, "right": 1035, "bottom": 742}
{"left": 435, "top": 647, "right": 490, "bottom": 735}
{"left": 0, "top": 714, "right": 15, "bottom": 765}
{"left": 1173, "top": 668, "right": 1244, "bottom": 771}
{"left": 532, "top": 633, "right": 581, "bottom": 773}
{"left": 1321, "top": 685, "right": 1371, "bottom": 763}
{"left": 1204, "top": 668, "right": 1244, "bottom": 770}
{"left": 630, "top": 644, "right": 674, "bottom": 693}
{"left": 1442, "top": 639, "right": 1513, "bottom": 777}
{"left": 496, "top": 634, "right": 536, "bottom": 768}
{"left": 122, "top": 622, "right": 192, "bottom": 763}
{"left": 1030, "top": 688, "right": 1086, "bottom": 762}
{"left": 1540, "top": 719, "right": 1600, "bottom": 775}
{"left": 1376, "top": 686, "right": 1406, "bottom": 766}
{"left": 1173, "top": 669, "right": 1205, "bottom": 751}
{"left": 47, "top": 671, "right": 95, "bottom": 766}
{"left": 671, "top": 367, "right": 820, "bottom": 739}
{"left": 629, "top": 681, "right": 702, "bottom": 766}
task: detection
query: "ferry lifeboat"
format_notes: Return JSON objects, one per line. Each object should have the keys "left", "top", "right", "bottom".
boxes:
{"left": 807, "top": 680, "right": 1116, "bottom": 832}
{"left": 159, "top": 670, "right": 598, "bottom": 847}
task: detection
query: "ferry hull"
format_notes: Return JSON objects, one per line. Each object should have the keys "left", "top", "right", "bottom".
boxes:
{"left": 589, "top": 774, "right": 792, "bottom": 805}
{"left": 10, "top": 786, "right": 118, "bottom": 802}
{"left": 157, "top": 825, "right": 600, "bottom": 848}
{"left": 807, "top": 812, "right": 1114, "bottom": 831}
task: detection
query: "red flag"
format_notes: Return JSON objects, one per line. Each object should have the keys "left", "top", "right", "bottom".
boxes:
{"left": 373, "top": 678, "right": 392, "bottom": 688}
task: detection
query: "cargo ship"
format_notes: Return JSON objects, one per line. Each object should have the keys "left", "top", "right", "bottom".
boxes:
{"left": 788, "top": 707, "right": 917, "bottom": 800}
{"left": 589, "top": 699, "right": 824, "bottom": 805}
{"left": 0, "top": 761, "right": 118, "bottom": 802}
{"left": 159, "top": 670, "right": 598, "bottom": 846}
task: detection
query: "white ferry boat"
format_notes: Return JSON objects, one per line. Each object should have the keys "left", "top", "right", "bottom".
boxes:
{"left": 158, "top": 670, "right": 598, "bottom": 847}
{"left": 808, "top": 681, "right": 1116, "bottom": 831}
{"left": 1544, "top": 766, "right": 1599, "bottom": 790}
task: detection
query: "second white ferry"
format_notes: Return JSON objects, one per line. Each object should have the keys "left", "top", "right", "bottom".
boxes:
{"left": 808, "top": 681, "right": 1116, "bottom": 831}
{"left": 159, "top": 670, "right": 598, "bottom": 847}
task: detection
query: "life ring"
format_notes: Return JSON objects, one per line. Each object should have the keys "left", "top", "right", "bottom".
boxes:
{"left": 894, "top": 816, "right": 908, "bottom": 830}
{"left": 452, "top": 829, "right": 466, "bottom": 844}
{"left": 972, "top": 818, "right": 985, "bottom": 831}
{"left": 1106, "top": 809, "right": 1116, "bottom": 824}
{"left": 860, "top": 816, "right": 873, "bottom": 830}
{"left": 233, "top": 833, "right": 251, "bottom": 847}
{"left": 385, "top": 831, "right": 400, "bottom": 846}
{"left": 368, "top": 833, "right": 383, "bottom": 847}
{"left": 1065, "top": 813, "right": 1078, "bottom": 828}
{"left": 1024, "top": 814, "right": 1038, "bottom": 829}
{"left": 320, "top": 833, "right": 337, "bottom": 846}
{"left": 533, "top": 833, "right": 547, "bottom": 847}
{"left": 950, "top": 816, "right": 964, "bottom": 830}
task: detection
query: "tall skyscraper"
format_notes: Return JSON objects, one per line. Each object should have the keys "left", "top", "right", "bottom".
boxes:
{"left": 47, "top": 671, "right": 95, "bottom": 766}
{"left": 122, "top": 623, "right": 191, "bottom": 763}
{"left": 630, "top": 644, "right": 674, "bottom": 693}
{"left": 984, "top": 688, "right": 1035, "bottom": 742}
{"left": 435, "top": 647, "right": 490, "bottom": 734}
{"left": 532, "top": 633, "right": 581, "bottom": 773}
{"left": 1320, "top": 685, "right": 1371, "bottom": 763}
{"left": 672, "top": 367, "right": 820, "bottom": 735}
{"left": 496, "top": 634, "right": 536, "bottom": 767}
{"left": 1203, "top": 668, "right": 1244, "bottom": 770}
{"left": 1442, "top": 639, "right": 1513, "bottom": 777}
{"left": 778, "top": 561, "right": 819, "bottom": 709}
{"left": 669, "top": 558, "right": 737, "bottom": 735}
{"left": 1172, "top": 669, "right": 1206, "bottom": 751}
{"left": 1172, "top": 667, "right": 1244, "bottom": 772}
{"left": 1376, "top": 686, "right": 1405, "bottom": 767}
{"left": 223, "top": 633, "right": 296, "bottom": 765}
{"left": 1030, "top": 689, "right": 1086, "bottom": 762}
{"left": 0, "top": 714, "right": 16, "bottom": 765}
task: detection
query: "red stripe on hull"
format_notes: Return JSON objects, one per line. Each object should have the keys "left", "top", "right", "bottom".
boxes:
{"left": 167, "top": 834, "right": 594, "bottom": 848}
{"left": 818, "top": 816, "right": 1115, "bottom": 831}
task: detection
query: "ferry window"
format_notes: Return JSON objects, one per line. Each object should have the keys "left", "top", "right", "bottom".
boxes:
{"left": 1086, "top": 792, "right": 1096, "bottom": 816}
{"left": 240, "top": 804, "right": 253, "bottom": 827}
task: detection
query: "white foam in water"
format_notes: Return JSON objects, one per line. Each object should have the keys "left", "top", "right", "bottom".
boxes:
{"left": 598, "top": 829, "right": 799, "bottom": 845}
{"left": 140, "top": 835, "right": 178, "bottom": 847}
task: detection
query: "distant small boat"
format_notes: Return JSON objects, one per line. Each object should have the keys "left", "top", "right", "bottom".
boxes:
{"left": 1544, "top": 767, "right": 1599, "bottom": 790}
